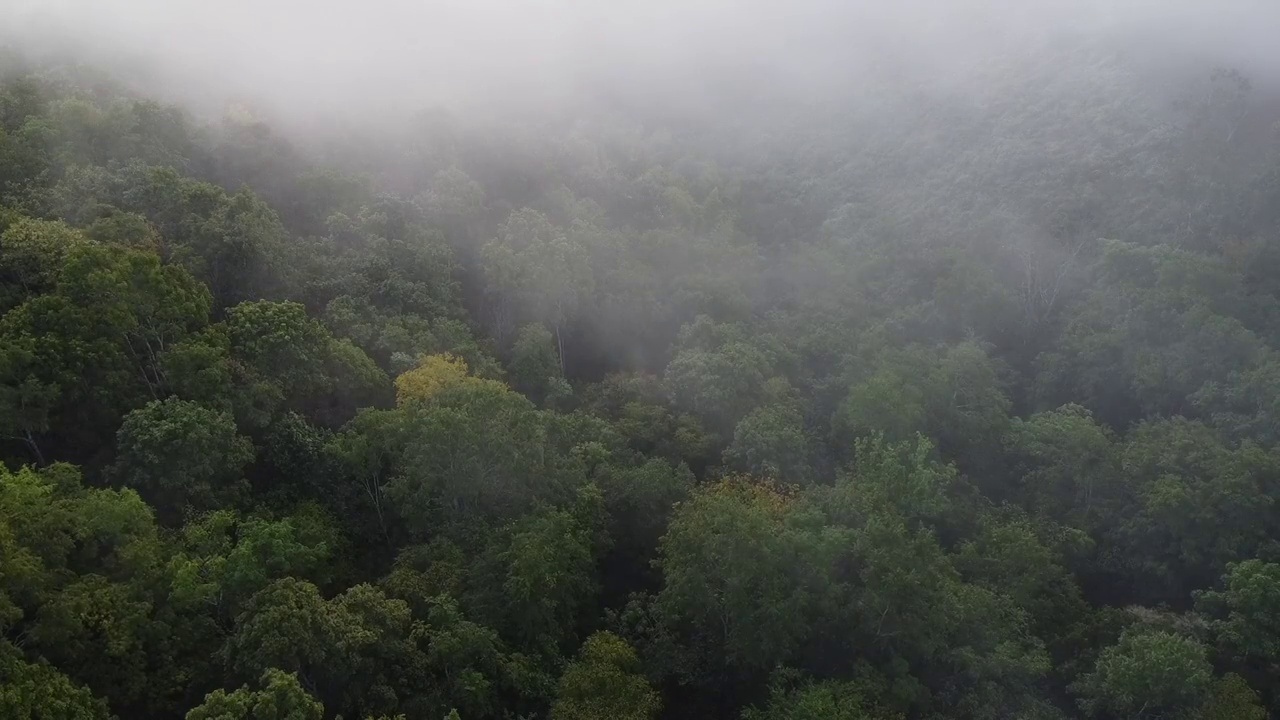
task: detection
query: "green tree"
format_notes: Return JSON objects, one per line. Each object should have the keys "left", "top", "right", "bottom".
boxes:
{"left": 582, "top": 371, "right": 711, "bottom": 467}
{"left": 1038, "top": 240, "right": 1267, "bottom": 426}
{"left": 0, "top": 240, "right": 210, "bottom": 463}
{"left": 0, "top": 641, "right": 111, "bottom": 720}
{"left": 664, "top": 317, "right": 780, "bottom": 438}
{"left": 833, "top": 341, "right": 1010, "bottom": 470}
{"left": 743, "top": 676, "right": 903, "bottom": 720}
{"left": 228, "top": 579, "right": 336, "bottom": 688}
{"left": 0, "top": 294, "right": 134, "bottom": 462}
{"left": 169, "top": 509, "right": 335, "bottom": 621}
{"left": 1198, "top": 673, "right": 1265, "bottom": 720}
{"left": 1073, "top": 629, "right": 1212, "bottom": 719}
{"left": 406, "top": 594, "right": 551, "bottom": 718}
{"left": 481, "top": 208, "right": 593, "bottom": 362}
{"left": 594, "top": 458, "right": 693, "bottom": 589}
{"left": 1002, "top": 404, "right": 1119, "bottom": 526}
{"left": 723, "top": 404, "right": 812, "bottom": 483}
{"left": 1195, "top": 559, "right": 1280, "bottom": 693}
{"left": 120, "top": 168, "right": 290, "bottom": 307}
{"left": 225, "top": 300, "right": 387, "bottom": 426}
{"left": 57, "top": 243, "right": 212, "bottom": 399}
{"left": 1110, "top": 418, "right": 1279, "bottom": 603}
{"left": 386, "top": 381, "right": 577, "bottom": 536}
{"left": 326, "top": 408, "right": 411, "bottom": 545}
{"left": 655, "top": 478, "right": 830, "bottom": 683}
{"left": 469, "top": 488, "right": 606, "bottom": 657}
{"left": 803, "top": 437, "right": 1051, "bottom": 716}
{"left": 509, "top": 323, "right": 563, "bottom": 405}
{"left": 225, "top": 301, "right": 335, "bottom": 401}
{"left": 159, "top": 327, "right": 238, "bottom": 411}
{"left": 954, "top": 511, "right": 1090, "bottom": 654}
{"left": 228, "top": 578, "right": 434, "bottom": 719}
{"left": 27, "top": 575, "right": 154, "bottom": 709}
{"left": 111, "top": 398, "right": 254, "bottom": 524}
{"left": 185, "top": 669, "right": 323, "bottom": 720}
{"left": 82, "top": 208, "right": 162, "bottom": 251}
{"left": 0, "top": 462, "right": 174, "bottom": 712}
{"left": 0, "top": 217, "right": 89, "bottom": 312}
{"left": 550, "top": 632, "right": 660, "bottom": 720}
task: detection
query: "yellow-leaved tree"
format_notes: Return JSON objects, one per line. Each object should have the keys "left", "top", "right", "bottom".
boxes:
{"left": 395, "top": 354, "right": 504, "bottom": 405}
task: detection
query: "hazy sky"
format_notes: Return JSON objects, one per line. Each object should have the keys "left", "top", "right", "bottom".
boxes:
{"left": 3, "top": 0, "right": 1279, "bottom": 123}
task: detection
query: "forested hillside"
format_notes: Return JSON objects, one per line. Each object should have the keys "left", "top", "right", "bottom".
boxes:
{"left": 3, "top": 23, "right": 1280, "bottom": 720}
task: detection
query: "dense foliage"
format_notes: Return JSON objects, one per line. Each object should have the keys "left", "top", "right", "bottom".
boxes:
{"left": 2, "top": 42, "right": 1280, "bottom": 720}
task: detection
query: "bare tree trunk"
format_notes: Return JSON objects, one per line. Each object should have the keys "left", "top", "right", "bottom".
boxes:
{"left": 554, "top": 322, "right": 566, "bottom": 375}
{"left": 365, "top": 476, "right": 390, "bottom": 544}
{"left": 9, "top": 429, "right": 46, "bottom": 466}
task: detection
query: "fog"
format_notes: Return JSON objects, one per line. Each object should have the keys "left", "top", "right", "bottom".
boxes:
{"left": 4, "top": 0, "right": 1279, "bottom": 130}
{"left": 7, "top": 9, "right": 1280, "bottom": 714}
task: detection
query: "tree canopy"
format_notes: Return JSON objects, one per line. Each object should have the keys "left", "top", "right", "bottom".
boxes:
{"left": 2, "top": 37, "right": 1280, "bottom": 720}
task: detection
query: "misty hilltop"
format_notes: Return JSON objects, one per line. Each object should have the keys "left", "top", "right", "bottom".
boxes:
{"left": 2, "top": 2, "right": 1280, "bottom": 719}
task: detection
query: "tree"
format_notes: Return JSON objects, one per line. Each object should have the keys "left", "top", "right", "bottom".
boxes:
{"left": 1196, "top": 560, "right": 1280, "bottom": 671}
{"left": 159, "top": 327, "right": 238, "bottom": 412}
{"left": 324, "top": 583, "right": 419, "bottom": 718}
{"left": 655, "top": 478, "right": 830, "bottom": 683}
{"left": 226, "top": 301, "right": 334, "bottom": 401}
{"left": 801, "top": 437, "right": 1051, "bottom": 716}
{"left": 321, "top": 295, "right": 484, "bottom": 374}
{"left": 0, "top": 294, "right": 136, "bottom": 462}
{"left": 0, "top": 462, "right": 160, "bottom": 588}
{"left": 833, "top": 341, "right": 1010, "bottom": 471}
{"left": 469, "top": 488, "right": 606, "bottom": 657}
{"left": 0, "top": 239, "right": 210, "bottom": 463}
{"left": 326, "top": 408, "right": 410, "bottom": 544}
{"left": 386, "top": 380, "right": 575, "bottom": 535}
{"left": 723, "top": 404, "right": 812, "bottom": 483}
{"left": 228, "top": 579, "right": 337, "bottom": 697}
{"left": 0, "top": 115, "right": 52, "bottom": 209}
{"left": 1109, "top": 418, "right": 1278, "bottom": 603}
{"left": 594, "top": 458, "right": 694, "bottom": 589}
{"left": 582, "top": 371, "right": 711, "bottom": 467}
{"left": 120, "top": 168, "right": 290, "bottom": 308}
{"left": 169, "top": 509, "right": 335, "bottom": 621}
{"left": 57, "top": 243, "right": 211, "bottom": 398}
{"left": 664, "top": 317, "right": 779, "bottom": 438}
{"left": 481, "top": 208, "right": 592, "bottom": 368}
{"left": 954, "top": 511, "right": 1089, "bottom": 652}
{"left": 82, "top": 208, "right": 162, "bottom": 251}
{"left": 550, "top": 632, "right": 660, "bottom": 720}
{"left": 743, "top": 676, "right": 903, "bottom": 720}
{"left": 27, "top": 575, "right": 155, "bottom": 710}
{"left": 419, "top": 166, "right": 487, "bottom": 243}
{"left": 0, "top": 462, "right": 172, "bottom": 713}
{"left": 1073, "top": 629, "right": 1212, "bottom": 719}
{"left": 831, "top": 364, "right": 927, "bottom": 448}
{"left": 228, "top": 578, "right": 427, "bottom": 719}
{"left": 508, "top": 323, "right": 563, "bottom": 405}
{"left": 185, "top": 669, "right": 323, "bottom": 720}
{"left": 0, "top": 363, "right": 57, "bottom": 465}
{"left": 1002, "top": 403, "right": 1119, "bottom": 526}
{"left": 111, "top": 398, "right": 254, "bottom": 524}
{"left": 0, "top": 217, "right": 89, "bottom": 312}
{"left": 393, "top": 353, "right": 480, "bottom": 405}
{"left": 1199, "top": 673, "right": 1266, "bottom": 720}
{"left": 0, "top": 641, "right": 111, "bottom": 720}
{"left": 1038, "top": 240, "right": 1267, "bottom": 426}
{"left": 406, "top": 594, "right": 551, "bottom": 718}
{"left": 225, "top": 300, "right": 387, "bottom": 426}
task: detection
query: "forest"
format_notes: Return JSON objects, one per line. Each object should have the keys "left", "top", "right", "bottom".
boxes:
{"left": 3, "top": 2, "right": 1280, "bottom": 719}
